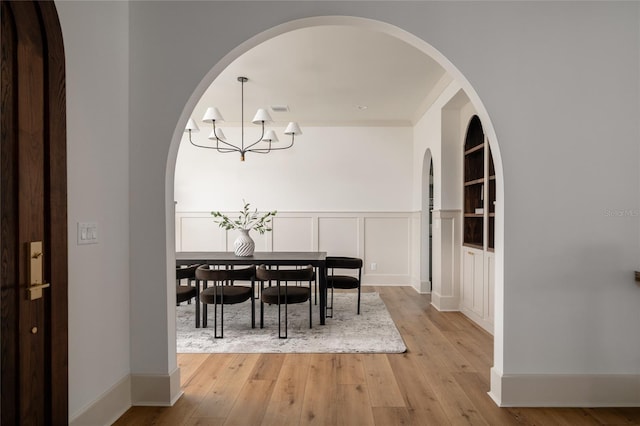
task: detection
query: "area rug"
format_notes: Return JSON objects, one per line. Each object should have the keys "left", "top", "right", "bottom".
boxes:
{"left": 176, "top": 292, "right": 407, "bottom": 353}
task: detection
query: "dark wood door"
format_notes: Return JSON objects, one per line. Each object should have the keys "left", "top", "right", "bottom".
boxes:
{"left": 1, "top": 1, "right": 68, "bottom": 424}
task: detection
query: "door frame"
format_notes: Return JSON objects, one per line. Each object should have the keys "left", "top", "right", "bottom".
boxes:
{"left": 1, "top": 1, "right": 68, "bottom": 423}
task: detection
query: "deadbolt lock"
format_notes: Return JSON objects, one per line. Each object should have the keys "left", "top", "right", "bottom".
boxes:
{"left": 28, "top": 241, "right": 50, "bottom": 301}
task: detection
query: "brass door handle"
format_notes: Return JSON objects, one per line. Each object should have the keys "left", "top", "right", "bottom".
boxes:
{"left": 28, "top": 241, "right": 50, "bottom": 301}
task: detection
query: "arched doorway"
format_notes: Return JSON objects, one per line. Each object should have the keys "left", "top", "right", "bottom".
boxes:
{"left": 166, "top": 15, "right": 504, "bottom": 401}
{"left": 421, "top": 149, "right": 434, "bottom": 293}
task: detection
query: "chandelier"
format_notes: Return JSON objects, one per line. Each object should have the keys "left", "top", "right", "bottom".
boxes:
{"left": 184, "top": 76, "right": 302, "bottom": 161}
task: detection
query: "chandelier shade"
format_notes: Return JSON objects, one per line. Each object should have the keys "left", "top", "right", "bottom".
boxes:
{"left": 202, "top": 107, "right": 224, "bottom": 123}
{"left": 252, "top": 108, "right": 273, "bottom": 124}
{"left": 208, "top": 128, "right": 226, "bottom": 141}
{"left": 284, "top": 122, "right": 302, "bottom": 135}
{"left": 184, "top": 76, "right": 302, "bottom": 161}
{"left": 262, "top": 129, "right": 279, "bottom": 143}
{"left": 185, "top": 118, "right": 200, "bottom": 132}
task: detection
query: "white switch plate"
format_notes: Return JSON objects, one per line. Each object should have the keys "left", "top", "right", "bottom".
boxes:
{"left": 371, "top": 262, "right": 377, "bottom": 271}
{"left": 77, "top": 222, "right": 98, "bottom": 245}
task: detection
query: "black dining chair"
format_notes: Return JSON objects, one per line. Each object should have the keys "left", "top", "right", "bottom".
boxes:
{"left": 176, "top": 264, "right": 200, "bottom": 327}
{"left": 325, "top": 256, "right": 363, "bottom": 317}
{"left": 256, "top": 264, "right": 314, "bottom": 339}
{"left": 196, "top": 265, "right": 256, "bottom": 338}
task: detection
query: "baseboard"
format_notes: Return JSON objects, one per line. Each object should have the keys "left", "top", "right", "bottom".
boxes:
{"left": 362, "top": 275, "right": 411, "bottom": 286}
{"left": 460, "top": 306, "right": 493, "bottom": 335}
{"left": 491, "top": 370, "right": 640, "bottom": 407}
{"left": 69, "top": 374, "right": 132, "bottom": 426}
{"left": 131, "top": 367, "right": 183, "bottom": 406}
{"left": 419, "top": 280, "right": 432, "bottom": 294}
{"left": 430, "top": 291, "right": 459, "bottom": 311}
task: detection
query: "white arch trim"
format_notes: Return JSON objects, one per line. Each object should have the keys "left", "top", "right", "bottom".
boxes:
{"left": 165, "top": 15, "right": 505, "bottom": 403}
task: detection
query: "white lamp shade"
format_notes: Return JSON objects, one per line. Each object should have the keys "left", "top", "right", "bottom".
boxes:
{"left": 262, "top": 130, "right": 279, "bottom": 143}
{"left": 208, "top": 128, "right": 226, "bottom": 141}
{"left": 202, "top": 107, "right": 224, "bottom": 123}
{"left": 185, "top": 118, "right": 199, "bottom": 132}
{"left": 251, "top": 108, "right": 273, "bottom": 124}
{"left": 284, "top": 121, "right": 302, "bottom": 135}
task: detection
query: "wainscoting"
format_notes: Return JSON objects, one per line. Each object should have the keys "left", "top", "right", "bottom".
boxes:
{"left": 175, "top": 211, "right": 420, "bottom": 287}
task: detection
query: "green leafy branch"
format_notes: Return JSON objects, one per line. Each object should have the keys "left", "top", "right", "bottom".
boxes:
{"left": 211, "top": 200, "right": 277, "bottom": 235}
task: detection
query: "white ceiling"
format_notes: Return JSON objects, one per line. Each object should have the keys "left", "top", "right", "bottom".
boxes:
{"left": 190, "top": 25, "right": 449, "bottom": 129}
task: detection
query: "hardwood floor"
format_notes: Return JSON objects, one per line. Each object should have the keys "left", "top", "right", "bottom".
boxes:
{"left": 114, "top": 287, "right": 640, "bottom": 425}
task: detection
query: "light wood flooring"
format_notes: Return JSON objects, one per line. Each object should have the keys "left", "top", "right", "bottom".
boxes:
{"left": 114, "top": 287, "right": 640, "bottom": 425}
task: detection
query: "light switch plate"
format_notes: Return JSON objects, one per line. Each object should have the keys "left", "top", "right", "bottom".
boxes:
{"left": 77, "top": 222, "right": 98, "bottom": 245}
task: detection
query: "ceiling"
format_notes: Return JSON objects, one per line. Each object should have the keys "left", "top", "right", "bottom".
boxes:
{"left": 190, "top": 25, "right": 450, "bottom": 130}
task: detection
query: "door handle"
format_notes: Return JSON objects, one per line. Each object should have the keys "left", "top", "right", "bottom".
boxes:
{"left": 28, "top": 241, "right": 50, "bottom": 300}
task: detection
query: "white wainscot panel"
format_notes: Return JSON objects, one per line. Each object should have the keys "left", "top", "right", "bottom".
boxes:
{"left": 180, "top": 217, "right": 225, "bottom": 251}
{"left": 318, "top": 217, "right": 359, "bottom": 256}
{"left": 272, "top": 216, "right": 314, "bottom": 251}
{"left": 364, "top": 217, "right": 409, "bottom": 276}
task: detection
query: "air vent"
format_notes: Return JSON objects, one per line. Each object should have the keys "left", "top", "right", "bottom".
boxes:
{"left": 270, "top": 105, "right": 289, "bottom": 113}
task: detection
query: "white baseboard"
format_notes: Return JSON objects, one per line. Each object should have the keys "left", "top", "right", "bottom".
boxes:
{"left": 131, "top": 367, "right": 183, "bottom": 406}
{"left": 491, "top": 369, "right": 640, "bottom": 407}
{"left": 70, "top": 368, "right": 184, "bottom": 425}
{"left": 362, "top": 274, "right": 410, "bottom": 286}
{"left": 418, "top": 280, "right": 432, "bottom": 294}
{"left": 430, "top": 291, "right": 459, "bottom": 311}
{"left": 460, "top": 306, "right": 493, "bottom": 335}
{"left": 69, "top": 374, "right": 132, "bottom": 426}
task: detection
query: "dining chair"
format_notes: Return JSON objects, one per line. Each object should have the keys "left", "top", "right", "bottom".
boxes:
{"left": 196, "top": 265, "right": 256, "bottom": 338}
{"left": 256, "top": 264, "right": 313, "bottom": 339}
{"left": 176, "top": 264, "right": 200, "bottom": 327}
{"left": 325, "top": 256, "right": 363, "bottom": 317}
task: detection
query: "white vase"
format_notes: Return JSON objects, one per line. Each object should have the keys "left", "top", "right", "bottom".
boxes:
{"left": 233, "top": 229, "right": 255, "bottom": 256}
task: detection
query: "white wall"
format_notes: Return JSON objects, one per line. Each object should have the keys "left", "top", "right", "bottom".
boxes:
{"left": 56, "top": 0, "right": 131, "bottom": 420}
{"left": 175, "top": 125, "right": 415, "bottom": 285}
{"left": 175, "top": 126, "right": 413, "bottom": 212}
{"left": 133, "top": 0, "right": 639, "bottom": 406}
{"left": 57, "top": 0, "right": 640, "bottom": 419}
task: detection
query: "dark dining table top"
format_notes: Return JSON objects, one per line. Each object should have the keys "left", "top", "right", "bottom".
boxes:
{"left": 175, "top": 251, "right": 327, "bottom": 266}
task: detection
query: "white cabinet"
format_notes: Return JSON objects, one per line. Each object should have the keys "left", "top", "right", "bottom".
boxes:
{"left": 461, "top": 247, "right": 494, "bottom": 334}
{"left": 460, "top": 114, "right": 496, "bottom": 334}
{"left": 462, "top": 247, "right": 483, "bottom": 315}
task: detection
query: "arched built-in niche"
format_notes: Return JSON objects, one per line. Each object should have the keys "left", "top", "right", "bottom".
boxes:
{"left": 420, "top": 149, "right": 434, "bottom": 294}
{"left": 167, "top": 15, "right": 504, "bottom": 401}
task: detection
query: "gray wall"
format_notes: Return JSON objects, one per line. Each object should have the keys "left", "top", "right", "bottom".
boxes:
{"left": 58, "top": 0, "right": 640, "bottom": 416}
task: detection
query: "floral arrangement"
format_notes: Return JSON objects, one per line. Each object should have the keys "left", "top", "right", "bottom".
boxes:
{"left": 211, "top": 200, "right": 277, "bottom": 235}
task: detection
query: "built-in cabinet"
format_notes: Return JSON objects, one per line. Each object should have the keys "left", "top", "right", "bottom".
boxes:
{"left": 461, "top": 115, "right": 495, "bottom": 333}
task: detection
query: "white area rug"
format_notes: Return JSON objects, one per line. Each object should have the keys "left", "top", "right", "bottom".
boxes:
{"left": 176, "top": 292, "right": 407, "bottom": 353}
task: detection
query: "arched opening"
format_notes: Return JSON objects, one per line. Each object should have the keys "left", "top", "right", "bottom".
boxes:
{"left": 166, "top": 15, "right": 505, "bottom": 399}
{"left": 420, "top": 149, "right": 434, "bottom": 294}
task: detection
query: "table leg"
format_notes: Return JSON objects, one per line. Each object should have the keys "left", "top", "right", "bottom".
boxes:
{"left": 319, "top": 261, "right": 326, "bottom": 325}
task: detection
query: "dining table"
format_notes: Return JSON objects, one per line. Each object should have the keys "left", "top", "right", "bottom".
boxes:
{"left": 176, "top": 251, "right": 328, "bottom": 325}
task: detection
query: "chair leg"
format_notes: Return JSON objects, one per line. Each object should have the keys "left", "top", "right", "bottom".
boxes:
{"left": 357, "top": 285, "right": 361, "bottom": 315}
{"left": 277, "top": 281, "right": 288, "bottom": 339}
{"left": 251, "top": 279, "right": 256, "bottom": 329}
{"left": 309, "top": 285, "right": 312, "bottom": 329}
{"left": 325, "top": 284, "right": 334, "bottom": 318}
{"left": 214, "top": 301, "right": 224, "bottom": 339}
{"left": 202, "top": 303, "right": 208, "bottom": 328}
{"left": 260, "top": 280, "right": 264, "bottom": 329}
{"left": 195, "top": 292, "right": 200, "bottom": 328}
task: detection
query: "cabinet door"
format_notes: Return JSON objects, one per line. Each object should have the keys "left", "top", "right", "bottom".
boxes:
{"left": 462, "top": 248, "right": 484, "bottom": 316}
{"left": 484, "top": 252, "right": 495, "bottom": 325}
